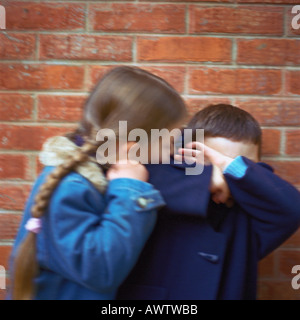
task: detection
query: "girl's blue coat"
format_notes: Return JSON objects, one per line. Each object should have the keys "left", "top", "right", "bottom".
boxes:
{"left": 10, "top": 167, "right": 165, "bottom": 300}
{"left": 117, "top": 157, "right": 300, "bottom": 300}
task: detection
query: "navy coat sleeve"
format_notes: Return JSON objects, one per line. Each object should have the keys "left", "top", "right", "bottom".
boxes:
{"left": 224, "top": 157, "right": 300, "bottom": 259}
{"left": 146, "top": 163, "right": 212, "bottom": 218}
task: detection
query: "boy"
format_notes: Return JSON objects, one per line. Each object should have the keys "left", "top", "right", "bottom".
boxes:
{"left": 117, "top": 104, "right": 300, "bottom": 300}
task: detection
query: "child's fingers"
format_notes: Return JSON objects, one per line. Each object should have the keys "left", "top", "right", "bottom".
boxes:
{"left": 185, "top": 141, "right": 223, "bottom": 165}
{"left": 179, "top": 141, "right": 234, "bottom": 170}
{"left": 177, "top": 148, "right": 202, "bottom": 158}
{"left": 185, "top": 141, "right": 219, "bottom": 157}
{"left": 183, "top": 142, "right": 214, "bottom": 162}
{"left": 174, "top": 154, "right": 196, "bottom": 164}
{"left": 174, "top": 154, "right": 203, "bottom": 164}
{"left": 181, "top": 142, "right": 233, "bottom": 169}
{"left": 185, "top": 141, "right": 205, "bottom": 151}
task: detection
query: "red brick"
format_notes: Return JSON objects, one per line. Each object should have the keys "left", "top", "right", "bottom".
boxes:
{"left": 0, "top": 214, "right": 22, "bottom": 240}
{"left": 237, "top": 39, "right": 300, "bottom": 66}
{"left": 88, "top": 65, "right": 185, "bottom": 93}
{"left": 0, "top": 64, "right": 85, "bottom": 90}
{"left": 5, "top": 2, "right": 85, "bottom": 31}
{"left": 285, "top": 130, "right": 300, "bottom": 156}
{"left": 258, "top": 252, "right": 276, "bottom": 278}
{"left": 0, "top": 94, "right": 33, "bottom": 121}
{"left": 0, "top": 33, "right": 36, "bottom": 60}
{"left": 189, "top": 68, "right": 282, "bottom": 95}
{"left": 186, "top": 98, "right": 232, "bottom": 116}
{"left": 137, "top": 37, "right": 232, "bottom": 63}
{"left": 138, "top": 66, "right": 185, "bottom": 94}
{"left": 264, "top": 160, "right": 300, "bottom": 185}
{"left": 261, "top": 129, "right": 281, "bottom": 156}
{"left": 87, "top": 65, "right": 115, "bottom": 91}
{"left": 235, "top": 99, "right": 300, "bottom": 126}
{"left": 89, "top": 3, "right": 185, "bottom": 33}
{"left": 282, "top": 229, "right": 300, "bottom": 248}
{"left": 278, "top": 250, "right": 300, "bottom": 278}
{"left": 143, "top": 0, "right": 234, "bottom": 2}
{"left": 238, "top": 0, "right": 299, "bottom": 3}
{"left": 189, "top": 6, "right": 283, "bottom": 35}
{"left": 40, "top": 35, "right": 133, "bottom": 61}
{"left": 0, "top": 154, "right": 30, "bottom": 179}
{"left": 0, "top": 246, "right": 12, "bottom": 269}
{"left": 286, "top": 71, "right": 300, "bottom": 95}
{"left": 258, "top": 280, "right": 300, "bottom": 300}
{"left": 38, "top": 95, "right": 87, "bottom": 122}
{"left": 35, "top": 155, "right": 44, "bottom": 177}
{"left": 0, "top": 125, "right": 73, "bottom": 151}
{"left": 0, "top": 184, "right": 32, "bottom": 211}
{"left": 287, "top": 6, "right": 300, "bottom": 36}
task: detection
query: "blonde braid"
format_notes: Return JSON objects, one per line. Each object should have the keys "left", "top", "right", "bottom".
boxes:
{"left": 31, "top": 142, "right": 98, "bottom": 218}
{"left": 13, "top": 141, "right": 99, "bottom": 300}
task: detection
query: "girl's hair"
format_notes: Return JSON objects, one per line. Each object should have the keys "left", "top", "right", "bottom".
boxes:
{"left": 12, "top": 66, "right": 187, "bottom": 300}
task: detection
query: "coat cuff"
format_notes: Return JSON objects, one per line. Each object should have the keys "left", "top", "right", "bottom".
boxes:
{"left": 107, "top": 178, "right": 166, "bottom": 212}
{"left": 223, "top": 156, "right": 249, "bottom": 178}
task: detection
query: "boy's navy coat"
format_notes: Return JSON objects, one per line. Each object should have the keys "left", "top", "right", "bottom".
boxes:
{"left": 117, "top": 157, "right": 300, "bottom": 300}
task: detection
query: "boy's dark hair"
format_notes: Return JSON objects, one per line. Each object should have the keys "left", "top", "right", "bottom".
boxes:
{"left": 187, "top": 104, "right": 262, "bottom": 156}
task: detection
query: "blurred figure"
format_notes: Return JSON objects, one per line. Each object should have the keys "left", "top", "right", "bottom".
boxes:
{"left": 9, "top": 66, "right": 186, "bottom": 300}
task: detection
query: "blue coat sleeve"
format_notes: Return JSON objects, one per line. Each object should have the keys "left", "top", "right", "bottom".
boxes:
{"left": 224, "top": 157, "right": 300, "bottom": 259}
{"left": 45, "top": 176, "right": 165, "bottom": 292}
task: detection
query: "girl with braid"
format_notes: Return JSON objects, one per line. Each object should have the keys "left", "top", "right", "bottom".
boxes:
{"left": 9, "top": 66, "right": 187, "bottom": 300}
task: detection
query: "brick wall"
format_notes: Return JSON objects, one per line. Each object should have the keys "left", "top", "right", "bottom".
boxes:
{"left": 0, "top": 0, "right": 299, "bottom": 300}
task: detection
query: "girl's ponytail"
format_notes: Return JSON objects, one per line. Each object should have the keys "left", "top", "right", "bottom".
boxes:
{"left": 12, "top": 142, "right": 98, "bottom": 300}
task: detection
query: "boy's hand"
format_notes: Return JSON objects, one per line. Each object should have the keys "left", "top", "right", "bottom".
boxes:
{"left": 107, "top": 160, "right": 149, "bottom": 182}
{"left": 210, "top": 165, "right": 232, "bottom": 205}
{"left": 175, "top": 141, "right": 234, "bottom": 172}
{"left": 175, "top": 142, "right": 234, "bottom": 205}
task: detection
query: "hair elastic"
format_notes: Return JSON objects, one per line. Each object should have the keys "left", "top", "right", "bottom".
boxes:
{"left": 25, "top": 218, "right": 42, "bottom": 234}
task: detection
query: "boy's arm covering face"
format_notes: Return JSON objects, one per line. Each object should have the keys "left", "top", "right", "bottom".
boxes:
{"left": 147, "top": 155, "right": 300, "bottom": 261}
{"left": 224, "top": 156, "right": 300, "bottom": 259}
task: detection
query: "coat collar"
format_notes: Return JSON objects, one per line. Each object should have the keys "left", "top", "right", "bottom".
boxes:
{"left": 39, "top": 136, "right": 107, "bottom": 193}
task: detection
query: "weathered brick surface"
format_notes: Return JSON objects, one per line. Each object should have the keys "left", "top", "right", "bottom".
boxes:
{"left": 0, "top": 1, "right": 299, "bottom": 301}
